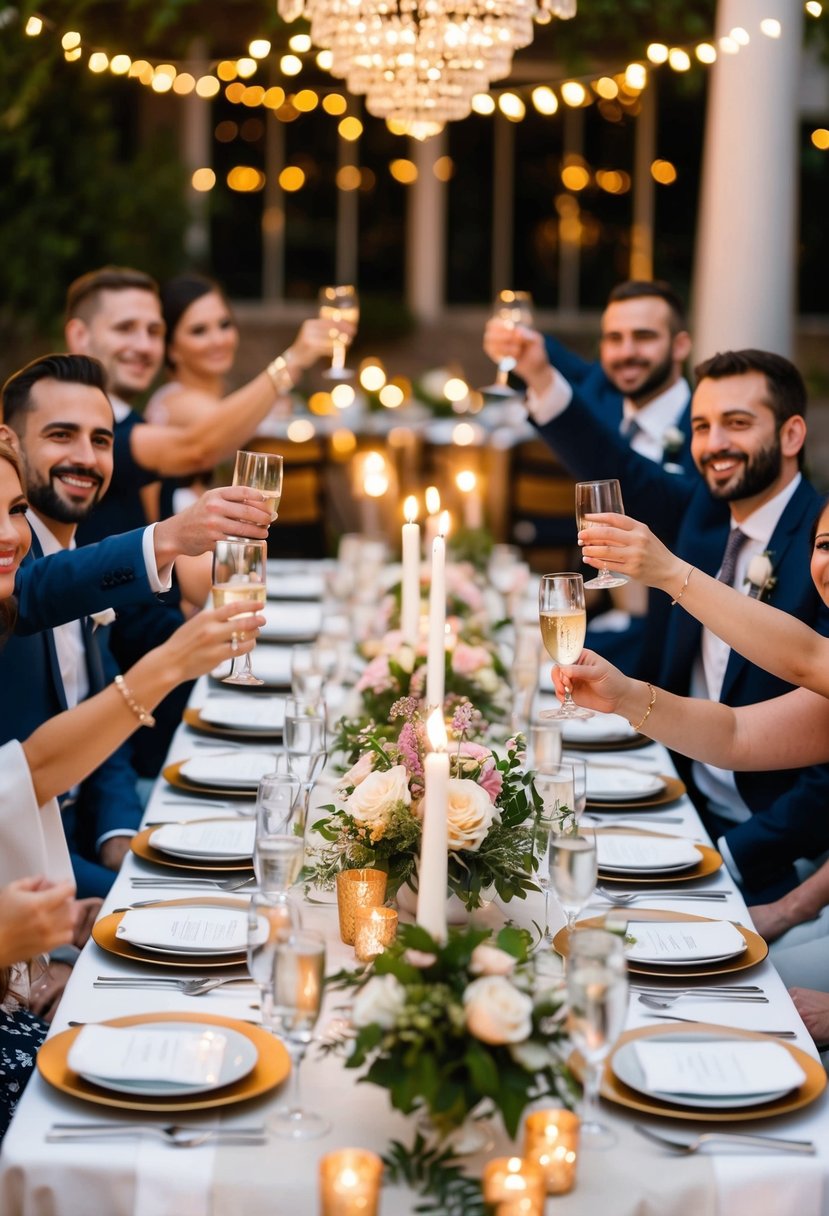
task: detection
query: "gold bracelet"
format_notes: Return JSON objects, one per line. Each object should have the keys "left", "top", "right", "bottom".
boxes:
{"left": 670, "top": 565, "right": 694, "bottom": 606}
{"left": 629, "top": 682, "right": 656, "bottom": 733}
{"left": 113, "top": 675, "right": 156, "bottom": 728}
{"left": 265, "top": 354, "right": 294, "bottom": 397}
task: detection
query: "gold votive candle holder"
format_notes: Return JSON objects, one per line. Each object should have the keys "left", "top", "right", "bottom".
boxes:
{"left": 336, "top": 868, "right": 388, "bottom": 945}
{"left": 354, "top": 906, "right": 398, "bottom": 961}
{"left": 319, "top": 1148, "right": 383, "bottom": 1215}
{"left": 523, "top": 1108, "right": 580, "bottom": 1194}
{"left": 482, "top": 1156, "right": 545, "bottom": 1214}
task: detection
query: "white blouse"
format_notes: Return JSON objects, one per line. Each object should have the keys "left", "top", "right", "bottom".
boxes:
{"left": 0, "top": 740, "right": 74, "bottom": 888}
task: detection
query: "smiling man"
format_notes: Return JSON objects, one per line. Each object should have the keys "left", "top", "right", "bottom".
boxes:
{"left": 508, "top": 345, "right": 829, "bottom": 903}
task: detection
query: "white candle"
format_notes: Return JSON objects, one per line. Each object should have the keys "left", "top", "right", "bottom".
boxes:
{"left": 456, "top": 470, "right": 483, "bottom": 530}
{"left": 417, "top": 709, "right": 449, "bottom": 942}
{"left": 426, "top": 511, "right": 449, "bottom": 711}
{"left": 424, "top": 485, "right": 441, "bottom": 552}
{"left": 401, "top": 496, "right": 421, "bottom": 647}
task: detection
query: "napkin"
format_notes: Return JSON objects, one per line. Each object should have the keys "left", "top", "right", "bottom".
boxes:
{"left": 117, "top": 906, "right": 249, "bottom": 952}
{"left": 179, "top": 752, "right": 278, "bottom": 789}
{"left": 626, "top": 920, "right": 746, "bottom": 963}
{"left": 587, "top": 765, "right": 665, "bottom": 800}
{"left": 260, "top": 601, "right": 323, "bottom": 642}
{"left": 69, "top": 1025, "right": 228, "bottom": 1086}
{"left": 597, "top": 835, "right": 699, "bottom": 871}
{"left": 200, "top": 695, "right": 286, "bottom": 732}
{"left": 149, "top": 819, "right": 256, "bottom": 859}
{"left": 633, "top": 1040, "right": 806, "bottom": 1097}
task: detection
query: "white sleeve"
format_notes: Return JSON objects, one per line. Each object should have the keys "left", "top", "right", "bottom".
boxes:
{"left": 525, "top": 370, "right": 574, "bottom": 425}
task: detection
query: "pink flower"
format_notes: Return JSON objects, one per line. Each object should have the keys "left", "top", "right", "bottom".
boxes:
{"left": 478, "top": 763, "right": 504, "bottom": 803}
{"left": 451, "top": 643, "right": 491, "bottom": 677}
{"left": 397, "top": 722, "right": 424, "bottom": 784}
{"left": 339, "top": 751, "right": 376, "bottom": 790}
{"left": 356, "top": 654, "right": 393, "bottom": 695}
{"left": 379, "top": 629, "right": 405, "bottom": 654}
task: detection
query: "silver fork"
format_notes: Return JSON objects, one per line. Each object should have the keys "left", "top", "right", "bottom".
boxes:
{"left": 46, "top": 1122, "right": 267, "bottom": 1148}
{"left": 93, "top": 975, "right": 254, "bottom": 996}
{"left": 639, "top": 992, "right": 768, "bottom": 1009}
{"left": 595, "top": 885, "right": 730, "bottom": 904}
{"left": 129, "top": 876, "right": 255, "bottom": 892}
{"left": 633, "top": 1124, "right": 815, "bottom": 1155}
{"left": 641, "top": 1013, "right": 797, "bottom": 1038}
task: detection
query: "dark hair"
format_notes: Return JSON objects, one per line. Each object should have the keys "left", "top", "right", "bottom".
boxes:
{"left": 65, "top": 266, "right": 159, "bottom": 324}
{"left": 1, "top": 353, "right": 109, "bottom": 432}
{"left": 0, "top": 438, "right": 26, "bottom": 644}
{"left": 160, "top": 274, "right": 227, "bottom": 367}
{"left": 606, "top": 280, "right": 688, "bottom": 335}
{"left": 695, "top": 350, "right": 807, "bottom": 424}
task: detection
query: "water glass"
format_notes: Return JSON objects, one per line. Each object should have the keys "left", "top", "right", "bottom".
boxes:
{"left": 269, "top": 929, "right": 329, "bottom": 1138}
{"left": 562, "top": 754, "right": 588, "bottom": 821}
{"left": 255, "top": 773, "right": 304, "bottom": 898}
{"left": 247, "top": 891, "right": 301, "bottom": 1028}
{"left": 528, "top": 721, "right": 563, "bottom": 769}
{"left": 550, "top": 825, "right": 597, "bottom": 931}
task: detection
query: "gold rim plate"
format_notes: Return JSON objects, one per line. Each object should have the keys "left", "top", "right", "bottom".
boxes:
{"left": 131, "top": 826, "right": 254, "bottom": 874}
{"left": 586, "top": 774, "right": 686, "bottom": 811}
{"left": 183, "top": 707, "right": 282, "bottom": 742}
{"left": 599, "top": 1023, "right": 826, "bottom": 1121}
{"left": 38, "top": 1011, "right": 289, "bottom": 1112}
{"left": 595, "top": 828, "right": 723, "bottom": 885}
{"left": 554, "top": 909, "right": 768, "bottom": 978}
{"left": 92, "top": 898, "right": 250, "bottom": 969}
{"left": 163, "top": 760, "right": 259, "bottom": 799}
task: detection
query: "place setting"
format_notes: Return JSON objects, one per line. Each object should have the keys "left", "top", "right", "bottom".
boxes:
{"left": 258, "top": 600, "right": 324, "bottom": 645}
{"left": 594, "top": 828, "right": 723, "bottom": 886}
{"left": 183, "top": 693, "right": 286, "bottom": 742}
{"left": 130, "top": 817, "right": 256, "bottom": 873}
{"left": 162, "top": 751, "right": 280, "bottom": 798}
{"left": 92, "top": 896, "right": 254, "bottom": 970}
{"left": 584, "top": 762, "right": 686, "bottom": 811}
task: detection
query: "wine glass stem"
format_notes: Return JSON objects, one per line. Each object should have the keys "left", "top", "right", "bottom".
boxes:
{"left": 581, "top": 1058, "right": 602, "bottom": 1129}
{"left": 495, "top": 362, "right": 509, "bottom": 386}
{"left": 331, "top": 341, "right": 345, "bottom": 371}
{"left": 543, "top": 888, "right": 552, "bottom": 942}
{"left": 285, "top": 1042, "right": 306, "bottom": 1116}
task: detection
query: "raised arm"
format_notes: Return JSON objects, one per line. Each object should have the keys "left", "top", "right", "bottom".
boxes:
{"left": 555, "top": 649, "right": 829, "bottom": 771}
{"left": 579, "top": 512, "right": 829, "bottom": 698}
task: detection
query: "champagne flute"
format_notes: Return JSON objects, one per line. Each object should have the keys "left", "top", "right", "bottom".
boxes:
{"left": 233, "top": 450, "right": 284, "bottom": 523}
{"left": 254, "top": 772, "right": 304, "bottom": 899}
{"left": 561, "top": 754, "right": 588, "bottom": 821}
{"left": 211, "top": 539, "right": 268, "bottom": 685}
{"left": 319, "top": 284, "right": 359, "bottom": 381}
{"left": 247, "top": 892, "right": 301, "bottom": 1030}
{"left": 269, "top": 928, "right": 329, "bottom": 1139}
{"left": 575, "top": 480, "right": 629, "bottom": 589}
{"left": 481, "top": 290, "right": 535, "bottom": 397}
{"left": 538, "top": 572, "right": 592, "bottom": 720}
{"left": 566, "top": 928, "right": 628, "bottom": 1149}
{"left": 550, "top": 824, "right": 597, "bottom": 931}
{"left": 284, "top": 696, "right": 328, "bottom": 832}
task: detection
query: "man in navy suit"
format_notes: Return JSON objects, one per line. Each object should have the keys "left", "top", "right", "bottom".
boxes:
{"left": 506, "top": 342, "right": 829, "bottom": 902}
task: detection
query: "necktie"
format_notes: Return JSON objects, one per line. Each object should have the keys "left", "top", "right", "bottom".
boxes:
{"left": 717, "top": 527, "right": 748, "bottom": 587}
{"left": 620, "top": 415, "right": 640, "bottom": 441}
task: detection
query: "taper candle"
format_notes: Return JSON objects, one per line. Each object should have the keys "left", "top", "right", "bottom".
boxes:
{"left": 416, "top": 709, "right": 449, "bottom": 942}
{"left": 401, "top": 496, "right": 421, "bottom": 646}
{"left": 425, "top": 510, "right": 449, "bottom": 711}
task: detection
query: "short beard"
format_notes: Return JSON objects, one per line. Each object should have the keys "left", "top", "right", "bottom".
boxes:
{"left": 702, "top": 439, "right": 782, "bottom": 503}
{"left": 26, "top": 470, "right": 103, "bottom": 524}
{"left": 613, "top": 348, "right": 676, "bottom": 404}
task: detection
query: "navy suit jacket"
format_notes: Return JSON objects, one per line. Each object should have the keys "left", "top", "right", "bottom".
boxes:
{"left": 543, "top": 335, "right": 696, "bottom": 475}
{"left": 533, "top": 395, "right": 829, "bottom": 899}
{"left": 1, "top": 532, "right": 147, "bottom": 896}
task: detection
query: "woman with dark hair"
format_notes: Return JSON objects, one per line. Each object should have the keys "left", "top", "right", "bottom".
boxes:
{"left": 0, "top": 438, "right": 265, "bottom": 1134}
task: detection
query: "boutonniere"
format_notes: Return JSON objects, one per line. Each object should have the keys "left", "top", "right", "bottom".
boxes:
{"left": 744, "top": 551, "right": 777, "bottom": 600}
{"left": 90, "top": 607, "right": 117, "bottom": 629}
{"left": 661, "top": 425, "right": 685, "bottom": 474}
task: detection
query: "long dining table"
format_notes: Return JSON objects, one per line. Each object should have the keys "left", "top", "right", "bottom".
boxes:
{"left": 2, "top": 561, "right": 829, "bottom": 1215}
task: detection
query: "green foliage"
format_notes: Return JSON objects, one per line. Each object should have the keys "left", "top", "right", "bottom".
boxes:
{"left": 383, "top": 1135, "right": 485, "bottom": 1216}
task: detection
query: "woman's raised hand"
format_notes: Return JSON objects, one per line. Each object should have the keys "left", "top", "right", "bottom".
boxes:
{"left": 288, "top": 317, "right": 351, "bottom": 371}
{"left": 159, "top": 601, "right": 266, "bottom": 683}
{"left": 578, "top": 512, "right": 686, "bottom": 590}
{"left": 552, "top": 649, "right": 640, "bottom": 718}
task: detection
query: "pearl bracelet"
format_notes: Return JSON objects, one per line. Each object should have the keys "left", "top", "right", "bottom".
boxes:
{"left": 113, "top": 675, "right": 156, "bottom": 728}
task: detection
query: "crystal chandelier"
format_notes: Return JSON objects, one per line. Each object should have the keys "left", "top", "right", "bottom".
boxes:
{"left": 279, "top": 0, "right": 576, "bottom": 138}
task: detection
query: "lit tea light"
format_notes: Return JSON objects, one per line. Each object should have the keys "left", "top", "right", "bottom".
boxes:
{"left": 523, "top": 1108, "right": 580, "bottom": 1194}
{"left": 354, "top": 906, "right": 398, "bottom": 961}
{"left": 336, "top": 869, "right": 388, "bottom": 945}
{"left": 319, "top": 1148, "right": 383, "bottom": 1216}
{"left": 482, "top": 1157, "right": 545, "bottom": 1214}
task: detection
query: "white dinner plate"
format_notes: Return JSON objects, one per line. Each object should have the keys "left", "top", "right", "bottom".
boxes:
{"left": 626, "top": 920, "right": 747, "bottom": 966}
{"left": 587, "top": 766, "right": 666, "bottom": 802}
{"left": 260, "top": 602, "right": 323, "bottom": 643}
{"left": 116, "top": 906, "right": 250, "bottom": 957}
{"left": 611, "top": 1035, "right": 795, "bottom": 1110}
{"left": 199, "top": 696, "right": 286, "bottom": 734}
{"left": 149, "top": 820, "right": 255, "bottom": 864}
{"left": 179, "top": 753, "right": 278, "bottom": 791}
{"left": 78, "top": 1023, "right": 258, "bottom": 1097}
{"left": 560, "top": 712, "right": 638, "bottom": 745}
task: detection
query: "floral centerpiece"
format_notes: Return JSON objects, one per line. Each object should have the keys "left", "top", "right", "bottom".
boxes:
{"left": 327, "top": 923, "right": 575, "bottom": 1141}
{"left": 375, "top": 560, "right": 489, "bottom": 632}
{"left": 308, "top": 704, "right": 539, "bottom": 910}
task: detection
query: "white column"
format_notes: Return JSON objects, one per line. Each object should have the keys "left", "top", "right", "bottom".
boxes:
{"left": 630, "top": 79, "right": 656, "bottom": 281}
{"left": 692, "top": 0, "right": 803, "bottom": 360}
{"left": 406, "top": 130, "right": 448, "bottom": 322}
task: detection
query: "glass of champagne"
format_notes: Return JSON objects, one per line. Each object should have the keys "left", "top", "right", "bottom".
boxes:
{"left": 550, "top": 824, "right": 597, "bottom": 931}
{"left": 233, "top": 450, "right": 284, "bottom": 523}
{"left": 284, "top": 696, "right": 328, "bottom": 831}
{"left": 254, "top": 772, "right": 304, "bottom": 900}
{"left": 481, "top": 290, "right": 535, "bottom": 397}
{"left": 269, "top": 928, "right": 329, "bottom": 1138}
{"left": 538, "top": 572, "right": 592, "bottom": 720}
{"left": 566, "top": 928, "right": 628, "bottom": 1149}
{"left": 575, "top": 480, "right": 629, "bottom": 590}
{"left": 319, "top": 284, "right": 359, "bottom": 381}
{"left": 211, "top": 538, "right": 268, "bottom": 685}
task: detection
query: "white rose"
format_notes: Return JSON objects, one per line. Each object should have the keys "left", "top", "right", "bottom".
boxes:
{"left": 348, "top": 764, "right": 411, "bottom": 834}
{"left": 464, "top": 975, "right": 533, "bottom": 1045}
{"left": 396, "top": 643, "right": 415, "bottom": 673}
{"left": 747, "top": 553, "right": 773, "bottom": 589}
{"left": 470, "top": 944, "right": 517, "bottom": 976}
{"left": 475, "top": 667, "right": 500, "bottom": 695}
{"left": 509, "top": 1041, "right": 552, "bottom": 1072}
{"left": 338, "top": 751, "right": 375, "bottom": 791}
{"left": 446, "top": 778, "right": 498, "bottom": 852}
{"left": 352, "top": 974, "right": 407, "bottom": 1030}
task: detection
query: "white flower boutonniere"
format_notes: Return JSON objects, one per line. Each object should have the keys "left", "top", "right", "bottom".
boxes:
{"left": 661, "top": 425, "right": 686, "bottom": 474}
{"left": 745, "top": 551, "right": 776, "bottom": 600}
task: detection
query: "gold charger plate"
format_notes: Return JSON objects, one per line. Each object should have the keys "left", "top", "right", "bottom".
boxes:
{"left": 163, "top": 760, "right": 260, "bottom": 799}
{"left": 586, "top": 774, "right": 686, "bottom": 811}
{"left": 595, "top": 828, "right": 723, "bottom": 885}
{"left": 131, "top": 825, "right": 254, "bottom": 873}
{"left": 92, "top": 898, "right": 250, "bottom": 970}
{"left": 598, "top": 1023, "right": 826, "bottom": 1122}
{"left": 183, "top": 707, "right": 282, "bottom": 742}
{"left": 38, "top": 1011, "right": 289, "bottom": 1113}
{"left": 554, "top": 909, "right": 768, "bottom": 978}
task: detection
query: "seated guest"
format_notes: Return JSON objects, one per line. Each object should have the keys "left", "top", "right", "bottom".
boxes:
{"left": 0, "top": 355, "right": 270, "bottom": 895}
{"left": 553, "top": 498, "right": 829, "bottom": 1047}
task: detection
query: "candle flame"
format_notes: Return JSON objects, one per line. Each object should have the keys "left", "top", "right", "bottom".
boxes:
{"left": 426, "top": 707, "right": 447, "bottom": 751}
{"left": 456, "top": 469, "right": 476, "bottom": 492}
{"left": 403, "top": 494, "right": 418, "bottom": 523}
{"left": 425, "top": 485, "right": 441, "bottom": 515}
{"left": 438, "top": 510, "right": 450, "bottom": 537}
